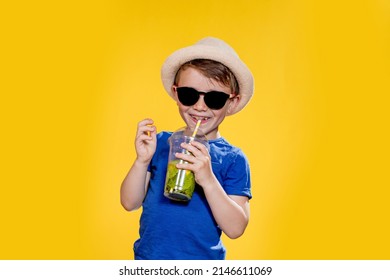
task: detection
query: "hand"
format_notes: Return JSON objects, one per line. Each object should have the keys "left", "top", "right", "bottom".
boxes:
{"left": 175, "top": 141, "right": 215, "bottom": 188}
{"left": 134, "top": 118, "right": 157, "bottom": 164}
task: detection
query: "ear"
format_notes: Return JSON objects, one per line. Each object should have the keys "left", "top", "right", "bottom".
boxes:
{"left": 227, "top": 94, "right": 241, "bottom": 115}
{"left": 171, "top": 85, "right": 178, "bottom": 100}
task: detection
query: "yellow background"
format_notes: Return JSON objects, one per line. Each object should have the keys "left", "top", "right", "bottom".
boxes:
{"left": 1, "top": 0, "right": 389, "bottom": 259}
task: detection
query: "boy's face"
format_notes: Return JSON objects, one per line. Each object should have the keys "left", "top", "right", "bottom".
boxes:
{"left": 172, "top": 67, "right": 240, "bottom": 139}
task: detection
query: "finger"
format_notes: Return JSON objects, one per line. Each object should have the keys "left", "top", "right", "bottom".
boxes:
{"left": 137, "top": 118, "right": 153, "bottom": 130}
{"left": 138, "top": 124, "right": 156, "bottom": 137}
{"left": 175, "top": 152, "right": 195, "bottom": 164}
{"left": 180, "top": 142, "right": 204, "bottom": 157}
{"left": 139, "top": 125, "right": 156, "bottom": 134}
{"left": 138, "top": 118, "right": 154, "bottom": 127}
{"left": 150, "top": 127, "right": 157, "bottom": 139}
{"left": 189, "top": 141, "right": 208, "bottom": 154}
{"left": 175, "top": 160, "right": 194, "bottom": 171}
{"left": 137, "top": 134, "right": 154, "bottom": 142}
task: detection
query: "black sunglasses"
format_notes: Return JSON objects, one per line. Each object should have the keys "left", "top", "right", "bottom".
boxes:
{"left": 176, "top": 87, "right": 231, "bottom": 110}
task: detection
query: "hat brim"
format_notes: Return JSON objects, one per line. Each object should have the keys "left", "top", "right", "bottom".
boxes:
{"left": 161, "top": 39, "right": 254, "bottom": 115}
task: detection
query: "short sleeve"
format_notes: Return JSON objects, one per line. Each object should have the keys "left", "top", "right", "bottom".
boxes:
{"left": 222, "top": 150, "right": 252, "bottom": 199}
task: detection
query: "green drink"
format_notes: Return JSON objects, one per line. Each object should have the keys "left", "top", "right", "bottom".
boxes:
{"left": 164, "top": 160, "right": 195, "bottom": 201}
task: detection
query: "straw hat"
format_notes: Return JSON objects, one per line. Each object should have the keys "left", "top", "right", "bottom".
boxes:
{"left": 161, "top": 37, "right": 254, "bottom": 115}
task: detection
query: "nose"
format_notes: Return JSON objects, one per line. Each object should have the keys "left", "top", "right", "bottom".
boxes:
{"left": 193, "top": 94, "right": 208, "bottom": 111}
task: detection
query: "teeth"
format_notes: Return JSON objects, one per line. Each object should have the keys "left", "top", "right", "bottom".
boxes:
{"left": 193, "top": 116, "right": 209, "bottom": 121}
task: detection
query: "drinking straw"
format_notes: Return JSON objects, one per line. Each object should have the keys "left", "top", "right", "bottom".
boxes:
{"left": 180, "top": 119, "right": 201, "bottom": 158}
{"left": 191, "top": 119, "right": 202, "bottom": 138}
{"left": 175, "top": 119, "right": 202, "bottom": 189}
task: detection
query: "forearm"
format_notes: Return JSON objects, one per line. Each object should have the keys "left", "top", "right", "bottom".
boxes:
{"left": 120, "top": 159, "right": 150, "bottom": 211}
{"left": 202, "top": 177, "right": 250, "bottom": 239}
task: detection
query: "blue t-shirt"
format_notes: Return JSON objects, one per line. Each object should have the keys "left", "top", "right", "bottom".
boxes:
{"left": 133, "top": 131, "right": 251, "bottom": 260}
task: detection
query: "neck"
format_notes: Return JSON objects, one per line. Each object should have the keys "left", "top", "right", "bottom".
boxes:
{"left": 206, "top": 130, "right": 221, "bottom": 140}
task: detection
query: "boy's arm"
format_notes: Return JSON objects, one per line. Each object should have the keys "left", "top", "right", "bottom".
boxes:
{"left": 120, "top": 118, "right": 157, "bottom": 211}
{"left": 176, "top": 141, "right": 250, "bottom": 239}
{"left": 202, "top": 180, "right": 250, "bottom": 239}
{"left": 120, "top": 161, "right": 151, "bottom": 211}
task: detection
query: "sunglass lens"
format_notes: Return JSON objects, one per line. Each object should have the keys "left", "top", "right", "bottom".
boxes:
{"left": 177, "top": 87, "right": 199, "bottom": 106}
{"left": 204, "top": 91, "right": 230, "bottom": 110}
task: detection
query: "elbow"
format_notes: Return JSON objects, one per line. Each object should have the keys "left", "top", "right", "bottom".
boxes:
{"left": 120, "top": 198, "right": 141, "bottom": 212}
{"left": 224, "top": 220, "right": 249, "bottom": 239}
{"left": 225, "top": 228, "right": 245, "bottom": 239}
{"left": 120, "top": 188, "right": 144, "bottom": 211}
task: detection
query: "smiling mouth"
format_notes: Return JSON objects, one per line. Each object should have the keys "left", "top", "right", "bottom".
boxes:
{"left": 190, "top": 115, "right": 210, "bottom": 123}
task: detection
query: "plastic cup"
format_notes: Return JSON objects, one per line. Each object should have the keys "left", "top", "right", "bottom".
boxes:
{"left": 164, "top": 127, "right": 208, "bottom": 201}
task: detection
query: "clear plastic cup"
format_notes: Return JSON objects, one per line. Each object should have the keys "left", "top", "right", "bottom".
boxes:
{"left": 164, "top": 127, "right": 208, "bottom": 201}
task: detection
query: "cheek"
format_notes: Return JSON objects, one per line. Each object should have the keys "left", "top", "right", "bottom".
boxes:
{"left": 177, "top": 102, "right": 187, "bottom": 112}
{"left": 177, "top": 103, "right": 191, "bottom": 119}
{"left": 212, "top": 109, "right": 228, "bottom": 123}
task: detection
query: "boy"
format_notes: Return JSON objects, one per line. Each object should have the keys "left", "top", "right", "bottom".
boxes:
{"left": 120, "top": 37, "right": 254, "bottom": 259}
